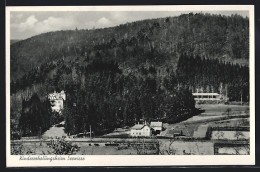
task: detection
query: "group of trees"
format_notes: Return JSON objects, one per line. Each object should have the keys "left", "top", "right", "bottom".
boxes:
{"left": 19, "top": 94, "right": 52, "bottom": 136}
{"left": 176, "top": 54, "right": 249, "bottom": 102}
{"left": 18, "top": 93, "right": 63, "bottom": 137}
{"left": 60, "top": 60, "right": 197, "bottom": 136}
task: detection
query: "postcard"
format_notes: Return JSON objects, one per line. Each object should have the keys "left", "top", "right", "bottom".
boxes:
{"left": 6, "top": 5, "right": 255, "bottom": 167}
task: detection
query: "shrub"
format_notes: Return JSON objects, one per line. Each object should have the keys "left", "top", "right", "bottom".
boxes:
{"left": 11, "top": 143, "right": 24, "bottom": 155}
{"left": 47, "top": 138, "right": 80, "bottom": 155}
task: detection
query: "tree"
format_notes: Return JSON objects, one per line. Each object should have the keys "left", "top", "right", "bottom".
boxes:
{"left": 226, "top": 108, "right": 232, "bottom": 116}
{"left": 11, "top": 143, "right": 24, "bottom": 155}
{"left": 11, "top": 143, "right": 35, "bottom": 155}
{"left": 215, "top": 131, "right": 224, "bottom": 139}
{"left": 159, "top": 139, "right": 176, "bottom": 155}
{"left": 50, "top": 111, "right": 64, "bottom": 126}
{"left": 19, "top": 93, "right": 52, "bottom": 136}
{"left": 234, "top": 131, "right": 244, "bottom": 140}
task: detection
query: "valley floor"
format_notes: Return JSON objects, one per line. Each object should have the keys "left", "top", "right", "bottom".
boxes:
{"left": 12, "top": 104, "right": 250, "bottom": 155}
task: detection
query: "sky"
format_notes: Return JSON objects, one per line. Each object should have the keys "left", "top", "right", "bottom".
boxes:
{"left": 10, "top": 11, "right": 249, "bottom": 40}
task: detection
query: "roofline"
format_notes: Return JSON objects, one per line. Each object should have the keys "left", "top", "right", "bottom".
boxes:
{"left": 192, "top": 93, "right": 220, "bottom": 95}
{"left": 131, "top": 124, "right": 150, "bottom": 130}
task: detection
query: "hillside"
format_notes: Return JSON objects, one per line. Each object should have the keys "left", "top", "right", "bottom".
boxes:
{"left": 10, "top": 39, "right": 22, "bottom": 45}
{"left": 11, "top": 13, "right": 249, "bottom": 81}
{"left": 10, "top": 13, "right": 250, "bottom": 137}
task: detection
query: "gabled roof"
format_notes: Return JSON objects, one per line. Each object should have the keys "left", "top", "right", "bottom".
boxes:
{"left": 131, "top": 124, "right": 149, "bottom": 130}
{"left": 48, "top": 91, "right": 66, "bottom": 100}
{"left": 150, "top": 122, "right": 163, "bottom": 127}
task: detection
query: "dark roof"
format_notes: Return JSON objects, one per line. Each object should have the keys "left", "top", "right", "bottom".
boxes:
{"left": 131, "top": 124, "right": 149, "bottom": 130}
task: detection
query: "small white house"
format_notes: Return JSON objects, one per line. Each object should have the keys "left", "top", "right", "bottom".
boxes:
{"left": 150, "top": 122, "right": 163, "bottom": 132}
{"left": 130, "top": 123, "right": 151, "bottom": 137}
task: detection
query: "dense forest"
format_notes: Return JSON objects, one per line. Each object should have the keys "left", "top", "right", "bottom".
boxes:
{"left": 11, "top": 13, "right": 249, "bottom": 81}
{"left": 10, "top": 39, "right": 21, "bottom": 45}
{"left": 176, "top": 54, "right": 249, "bottom": 102}
{"left": 12, "top": 57, "right": 198, "bottom": 136}
{"left": 10, "top": 13, "right": 250, "bottom": 137}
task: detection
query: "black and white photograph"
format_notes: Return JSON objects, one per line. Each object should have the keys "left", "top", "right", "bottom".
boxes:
{"left": 6, "top": 5, "right": 255, "bottom": 166}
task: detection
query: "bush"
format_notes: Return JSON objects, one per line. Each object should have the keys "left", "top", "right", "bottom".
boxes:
{"left": 11, "top": 143, "right": 24, "bottom": 155}
{"left": 47, "top": 138, "right": 80, "bottom": 155}
{"left": 11, "top": 143, "right": 35, "bottom": 155}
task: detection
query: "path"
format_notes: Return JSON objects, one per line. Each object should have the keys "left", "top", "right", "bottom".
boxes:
{"left": 42, "top": 121, "right": 67, "bottom": 139}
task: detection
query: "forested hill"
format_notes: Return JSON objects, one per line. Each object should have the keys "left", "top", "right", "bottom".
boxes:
{"left": 11, "top": 13, "right": 250, "bottom": 137}
{"left": 10, "top": 39, "right": 22, "bottom": 45}
{"left": 11, "top": 13, "right": 249, "bottom": 81}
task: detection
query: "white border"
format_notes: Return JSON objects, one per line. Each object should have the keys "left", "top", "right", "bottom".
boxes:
{"left": 6, "top": 5, "right": 255, "bottom": 167}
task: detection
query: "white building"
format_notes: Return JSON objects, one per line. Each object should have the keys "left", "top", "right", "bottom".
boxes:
{"left": 150, "top": 121, "right": 163, "bottom": 132}
{"left": 48, "top": 90, "right": 66, "bottom": 113}
{"left": 192, "top": 93, "right": 221, "bottom": 101}
{"left": 130, "top": 122, "right": 151, "bottom": 137}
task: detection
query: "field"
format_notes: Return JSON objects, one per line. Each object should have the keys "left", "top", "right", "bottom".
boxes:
{"left": 161, "top": 104, "right": 249, "bottom": 137}
{"left": 159, "top": 140, "right": 214, "bottom": 155}
{"left": 12, "top": 142, "right": 140, "bottom": 155}
{"left": 12, "top": 139, "right": 214, "bottom": 155}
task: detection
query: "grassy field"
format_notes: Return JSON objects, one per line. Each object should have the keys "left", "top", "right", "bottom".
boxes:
{"left": 161, "top": 104, "right": 249, "bottom": 137}
{"left": 217, "top": 146, "right": 249, "bottom": 155}
{"left": 211, "top": 130, "right": 249, "bottom": 140}
{"left": 11, "top": 141, "right": 157, "bottom": 155}
{"left": 196, "top": 104, "right": 249, "bottom": 115}
{"left": 13, "top": 139, "right": 213, "bottom": 155}
{"left": 159, "top": 140, "right": 214, "bottom": 155}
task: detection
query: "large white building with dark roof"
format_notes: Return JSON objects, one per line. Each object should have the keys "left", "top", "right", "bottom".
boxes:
{"left": 130, "top": 122, "right": 151, "bottom": 137}
{"left": 48, "top": 90, "right": 66, "bottom": 113}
